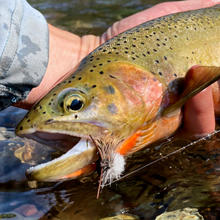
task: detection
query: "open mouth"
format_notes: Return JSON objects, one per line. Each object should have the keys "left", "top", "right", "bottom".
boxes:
{"left": 21, "top": 131, "right": 98, "bottom": 182}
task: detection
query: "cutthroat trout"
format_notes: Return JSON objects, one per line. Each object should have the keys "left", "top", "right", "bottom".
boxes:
{"left": 16, "top": 6, "right": 220, "bottom": 186}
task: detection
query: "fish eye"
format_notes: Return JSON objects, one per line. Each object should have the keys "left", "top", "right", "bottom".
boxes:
{"left": 64, "top": 95, "right": 85, "bottom": 112}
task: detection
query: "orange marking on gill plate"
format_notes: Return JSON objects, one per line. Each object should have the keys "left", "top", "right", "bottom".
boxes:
{"left": 61, "top": 163, "right": 96, "bottom": 179}
{"left": 117, "top": 132, "right": 141, "bottom": 155}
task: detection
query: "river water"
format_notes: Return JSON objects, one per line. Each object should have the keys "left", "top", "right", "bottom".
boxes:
{"left": 0, "top": 0, "right": 219, "bottom": 219}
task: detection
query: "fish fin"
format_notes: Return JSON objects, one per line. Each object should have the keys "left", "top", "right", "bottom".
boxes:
{"left": 162, "top": 66, "right": 220, "bottom": 116}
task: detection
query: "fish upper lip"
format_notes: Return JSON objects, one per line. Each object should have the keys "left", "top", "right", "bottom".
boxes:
{"left": 44, "top": 118, "right": 110, "bottom": 129}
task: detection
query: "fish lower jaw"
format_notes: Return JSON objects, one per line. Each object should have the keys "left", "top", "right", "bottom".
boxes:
{"left": 26, "top": 138, "right": 98, "bottom": 182}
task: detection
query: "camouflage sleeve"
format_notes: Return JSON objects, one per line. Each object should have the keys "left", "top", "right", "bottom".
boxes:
{"left": 0, "top": 0, "right": 49, "bottom": 110}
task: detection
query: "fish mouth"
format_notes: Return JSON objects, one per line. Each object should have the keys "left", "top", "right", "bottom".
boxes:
{"left": 19, "top": 130, "right": 99, "bottom": 182}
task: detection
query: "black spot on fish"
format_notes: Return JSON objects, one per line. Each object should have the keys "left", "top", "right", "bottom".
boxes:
{"left": 53, "top": 93, "right": 56, "bottom": 96}
{"left": 147, "top": 51, "right": 150, "bottom": 55}
{"left": 19, "top": 126, "right": 23, "bottom": 130}
{"left": 164, "top": 56, "right": 167, "bottom": 60}
{"left": 104, "top": 85, "right": 115, "bottom": 94}
{"left": 68, "top": 80, "right": 71, "bottom": 83}
{"left": 153, "top": 49, "right": 157, "bottom": 52}
{"left": 75, "top": 115, "right": 78, "bottom": 119}
{"left": 90, "top": 69, "right": 94, "bottom": 72}
{"left": 96, "top": 58, "right": 100, "bottom": 60}
{"left": 27, "top": 119, "right": 30, "bottom": 122}
{"left": 92, "top": 85, "right": 96, "bottom": 88}
{"left": 43, "top": 112, "right": 46, "bottom": 114}
{"left": 159, "top": 72, "right": 163, "bottom": 76}
{"left": 60, "top": 101, "right": 64, "bottom": 108}
{"left": 155, "top": 60, "right": 159, "bottom": 64}
{"left": 107, "top": 103, "right": 118, "bottom": 114}
{"left": 78, "top": 77, "right": 82, "bottom": 80}
{"left": 72, "top": 76, "right": 75, "bottom": 79}
{"left": 107, "top": 60, "right": 111, "bottom": 63}
{"left": 174, "top": 73, "right": 177, "bottom": 77}
{"left": 99, "top": 71, "right": 104, "bottom": 74}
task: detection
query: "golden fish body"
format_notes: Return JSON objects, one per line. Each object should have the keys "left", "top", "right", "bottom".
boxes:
{"left": 16, "top": 6, "right": 220, "bottom": 183}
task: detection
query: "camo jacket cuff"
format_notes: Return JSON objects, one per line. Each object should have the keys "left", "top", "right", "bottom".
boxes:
{"left": 0, "top": 0, "right": 49, "bottom": 110}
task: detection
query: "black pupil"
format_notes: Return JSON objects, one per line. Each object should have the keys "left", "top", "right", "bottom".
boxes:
{"left": 69, "top": 99, "right": 83, "bottom": 111}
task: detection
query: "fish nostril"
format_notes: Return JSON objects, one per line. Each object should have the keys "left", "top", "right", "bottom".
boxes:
{"left": 45, "top": 119, "right": 54, "bottom": 124}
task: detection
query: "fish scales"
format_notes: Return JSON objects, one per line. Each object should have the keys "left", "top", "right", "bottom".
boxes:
{"left": 84, "top": 6, "right": 220, "bottom": 83}
{"left": 16, "top": 6, "right": 220, "bottom": 183}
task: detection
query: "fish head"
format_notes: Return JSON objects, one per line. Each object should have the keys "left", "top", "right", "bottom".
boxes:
{"left": 15, "top": 57, "right": 150, "bottom": 182}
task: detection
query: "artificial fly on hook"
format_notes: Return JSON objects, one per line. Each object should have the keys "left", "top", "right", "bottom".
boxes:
{"left": 89, "top": 135, "right": 125, "bottom": 199}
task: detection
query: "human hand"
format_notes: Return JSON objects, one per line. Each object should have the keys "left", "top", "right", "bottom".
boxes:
{"left": 18, "top": 0, "right": 219, "bottom": 135}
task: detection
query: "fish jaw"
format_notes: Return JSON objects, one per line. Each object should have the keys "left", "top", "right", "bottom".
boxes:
{"left": 26, "top": 138, "right": 98, "bottom": 182}
{"left": 16, "top": 112, "right": 110, "bottom": 182}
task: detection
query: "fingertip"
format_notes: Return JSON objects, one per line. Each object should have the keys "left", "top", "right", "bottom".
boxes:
{"left": 183, "top": 86, "right": 215, "bottom": 135}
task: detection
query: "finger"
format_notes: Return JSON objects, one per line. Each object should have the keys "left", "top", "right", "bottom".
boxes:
{"left": 183, "top": 86, "right": 215, "bottom": 135}
{"left": 101, "top": 0, "right": 220, "bottom": 41}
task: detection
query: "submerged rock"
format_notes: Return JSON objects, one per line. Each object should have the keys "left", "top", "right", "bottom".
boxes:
{"left": 155, "top": 208, "right": 204, "bottom": 220}
{"left": 100, "top": 214, "right": 139, "bottom": 220}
